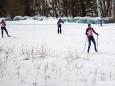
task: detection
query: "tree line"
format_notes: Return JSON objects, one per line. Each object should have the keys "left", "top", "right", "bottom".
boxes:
{"left": 0, "top": 0, "right": 115, "bottom": 18}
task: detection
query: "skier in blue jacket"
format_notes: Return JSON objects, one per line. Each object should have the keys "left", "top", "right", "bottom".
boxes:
{"left": 86, "top": 24, "right": 99, "bottom": 53}
{"left": 57, "top": 19, "right": 64, "bottom": 34}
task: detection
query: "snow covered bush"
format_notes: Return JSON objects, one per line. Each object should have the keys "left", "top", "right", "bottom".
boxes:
{"left": 32, "top": 16, "right": 39, "bottom": 20}
{"left": 65, "top": 50, "right": 80, "bottom": 61}
{"left": 74, "top": 17, "right": 82, "bottom": 23}
{"left": 23, "top": 16, "right": 30, "bottom": 20}
{"left": 32, "top": 16, "right": 48, "bottom": 21}
{"left": 13, "top": 16, "right": 22, "bottom": 21}
{"left": 93, "top": 17, "right": 101, "bottom": 24}
{"left": 103, "top": 18, "right": 115, "bottom": 24}
{"left": 0, "top": 45, "right": 14, "bottom": 78}
{"left": 38, "top": 17, "right": 43, "bottom": 21}
{"left": 12, "top": 16, "right": 27, "bottom": 20}
{"left": 5, "top": 17, "right": 13, "bottom": 21}
{"left": 67, "top": 18, "right": 75, "bottom": 23}
{"left": 103, "top": 20, "right": 110, "bottom": 24}
{"left": 20, "top": 17, "right": 27, "bottom": 20}
{"left": 48, "top": 17, "right": 55, "bottom": 19}
{"left": 102, "top": 18, "right": 110, "bottom": 24}
{"left": 21, "top": 45, "right": 51, "bottom": 60}
{"left": 2, "top": 16, "right": 115, "bottom": 24}
{"left": 61, "top": 17, "right": 68, "bottom": 22}
{"left": 42, "top": 17, "right": 48, "bottom": 20}
{"left": 86, "top": 19, "right": 94, "bottom": 24}
{"left": 77, "top": 19, "right": 87, "bottom": 23}
{"left": 94, "top": 19, "right": 101, "bottom": 24}
{"left": 77, "top": 17, "right": 89, "bottom": 23}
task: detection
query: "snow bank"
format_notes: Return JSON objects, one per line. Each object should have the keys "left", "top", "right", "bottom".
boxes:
{"left": 1, "top": 16, "right": 115, "bottom": 24}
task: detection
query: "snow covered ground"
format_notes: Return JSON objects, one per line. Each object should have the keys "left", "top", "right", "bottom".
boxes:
{"left": 0, "top": 20, "right": 115, "bottom": 86}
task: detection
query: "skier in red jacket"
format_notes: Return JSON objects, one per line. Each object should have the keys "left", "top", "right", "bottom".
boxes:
{"left": 0, "top": 19, "right": 10, "bottom": 38}
{"left": 86, "top": 24, "right": 99, "bottom": 53}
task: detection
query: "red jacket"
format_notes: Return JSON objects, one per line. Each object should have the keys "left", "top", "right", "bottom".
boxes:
{"left": 86, "top": 28, "right": 98, "bottom": 36}
{"left": 0, "top": 21, "right": 6, "bottom": 27}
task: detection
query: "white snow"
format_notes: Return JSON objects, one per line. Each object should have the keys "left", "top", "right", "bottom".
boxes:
{"left": 0, "top": 20, "right": 115, "bottom": 86}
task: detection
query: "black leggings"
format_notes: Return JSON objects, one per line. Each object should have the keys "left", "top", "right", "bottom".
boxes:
{"left": 1, "top": 27, "right": 9, "bottom": 38}
{"left": 87, "top": 36, "right": 97, "bottom": 52}
{"left": 58, "top": 25, "right": 62, "bottom": 34}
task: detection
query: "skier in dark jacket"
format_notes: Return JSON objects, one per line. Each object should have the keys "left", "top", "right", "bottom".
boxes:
{"left": 85, "top": 24, "right": 99, "bottom": 53}
{"left": 0, "top": 19, "right": 10, "bottom": 38}
{"left": 57, "top": 19, "right": 64, "bottom": 34}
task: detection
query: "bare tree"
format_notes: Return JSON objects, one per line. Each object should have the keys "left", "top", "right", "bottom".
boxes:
{"left": 0, "top": 0, "right": 114, "bottom": 18}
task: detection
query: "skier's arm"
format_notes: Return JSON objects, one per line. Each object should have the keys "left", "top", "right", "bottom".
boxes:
{"left": 61, "top": 20, "right": 64, "bottom": 24}
{"left": 4, "top": 21, "right": 6, "bottom": 25}
{"left": 0, "top": 21, "right": 4, "bottom": 24}
{"left": 85, "top": 29, "right": 88, "bottom": 35}
{"left": 92, "top": 28, "right": 99, "bottom": 35}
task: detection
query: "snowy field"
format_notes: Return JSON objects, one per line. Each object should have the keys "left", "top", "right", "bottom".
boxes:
{"left": 0, "top": 20, "right": 115, "bottom": 86}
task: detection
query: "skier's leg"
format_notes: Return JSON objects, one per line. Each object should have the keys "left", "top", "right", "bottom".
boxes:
{"left": 60, "top": 26, "right": 62, "bottom": 34}
{"left": 92, "top": 37, "right": 98, "bottom": 52}
{"left": 87, "top": 37, "right": 91, "bottom": 53}
{"left": 57, "top": 26, "right": 60, "bottom": 34}
{"left": 1, "top": 28, "right": 4, "bottom": 38}
{"left": 4, "top": 27, "right": 10, "bottom": 37}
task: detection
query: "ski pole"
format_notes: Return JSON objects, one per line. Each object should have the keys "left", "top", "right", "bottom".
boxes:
{"left": 97, "top": 35, "right": 98, "bottom": 50}
{"left": 82, "top": 37, "right": 87, "bottom": 53}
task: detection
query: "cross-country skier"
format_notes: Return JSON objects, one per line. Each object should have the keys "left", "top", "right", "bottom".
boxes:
{"left": 85, "top": 24, "right": 99, "bottom": 53}
{"left": 57, "top": 18, "right": 64, "bottom": 34}
{"left": 0, "top": 19, "right": 10, "bottom": 38}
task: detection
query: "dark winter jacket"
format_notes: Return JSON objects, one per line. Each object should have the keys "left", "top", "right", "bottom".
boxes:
{"left": 57, "top": 19, "right": 64, "bottom": 26}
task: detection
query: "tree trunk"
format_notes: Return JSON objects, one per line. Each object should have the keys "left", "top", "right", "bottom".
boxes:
{"left": 111, "top": 0, "right": 115, "bottom": 18}
{"left": 81, "top": 0, "right": 86, "bottom": 17}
